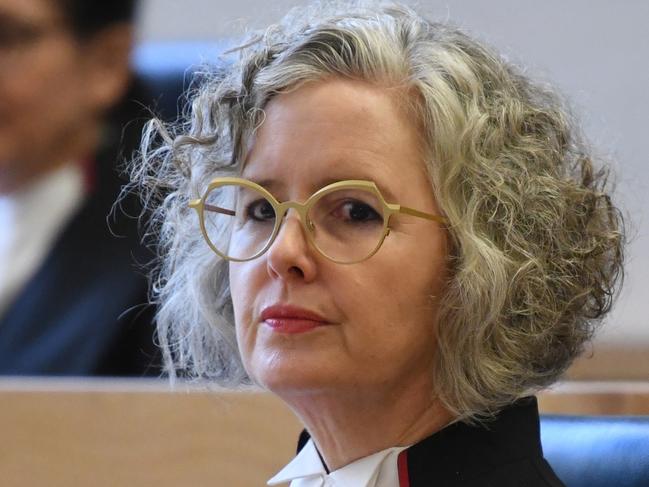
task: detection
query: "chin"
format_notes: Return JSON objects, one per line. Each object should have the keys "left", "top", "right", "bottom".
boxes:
{"left": 249, "top": 355, "right": 343, "bottom": 396}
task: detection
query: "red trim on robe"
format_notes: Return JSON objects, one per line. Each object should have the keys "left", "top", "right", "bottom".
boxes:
{"left": 80, "top": 158, "right": 96, "bottom": 193}
{"left": 397, "top": 449, "right": 410, "bottom": 487}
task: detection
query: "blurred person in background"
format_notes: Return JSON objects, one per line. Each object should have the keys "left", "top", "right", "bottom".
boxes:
{"left": 0, "top": 0, "right": 157, "bottom": 375}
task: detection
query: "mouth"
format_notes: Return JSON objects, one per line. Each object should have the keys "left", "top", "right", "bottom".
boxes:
{"left": 260, "top": 304, "right": 333, "bottom": 334}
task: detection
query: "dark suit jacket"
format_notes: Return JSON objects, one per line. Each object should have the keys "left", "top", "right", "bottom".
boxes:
{"left": 297, "top": 397, "right": 566, "bottom": 487}
{"left": 0, "top": 82, "right": 159, "bottom": 376}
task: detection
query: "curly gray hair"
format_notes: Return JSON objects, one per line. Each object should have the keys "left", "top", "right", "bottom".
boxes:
{"left": 131, "top": 1, "right": 625, "bottom": 421}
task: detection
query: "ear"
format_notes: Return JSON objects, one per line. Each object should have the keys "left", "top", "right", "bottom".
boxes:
{"left": 81, "top": 24, "right": 134, "bottom": 113}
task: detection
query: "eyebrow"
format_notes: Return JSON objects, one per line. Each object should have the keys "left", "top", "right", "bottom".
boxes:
{"left": 247, "top": 175, "right": 400, "bottom": 202}
{"left": 0, "top": 12, "right": 48, "bottom": 29}
{"left": 248, "top": 178, "right": 283, "bottom": 194}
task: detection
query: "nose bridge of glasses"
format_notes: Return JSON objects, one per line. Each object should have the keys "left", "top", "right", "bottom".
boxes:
{"left": 267, "top": 203, "right": 314, "bottom": 258}
{"left": 275, "top": 201, "right": 314, "bottom": 231}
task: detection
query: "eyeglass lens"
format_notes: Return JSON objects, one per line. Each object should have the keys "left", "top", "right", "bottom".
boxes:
{"left": 203, "top": 183, "right": 386, "bottom": 262}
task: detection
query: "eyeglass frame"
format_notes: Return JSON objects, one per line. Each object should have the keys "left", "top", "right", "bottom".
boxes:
{"left": 189, "top": 176, "right": 447, "bottom": 265}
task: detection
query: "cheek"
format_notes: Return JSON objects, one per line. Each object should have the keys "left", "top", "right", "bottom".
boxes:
{"left": 6, "top": 51, "right": 77, "bottom": 107}
{"left": 229, "top": 262, "right": 260, "bottom": 356}
{"left": 0, "top": 62, "right": 85, "bottom": 150}
{"left": 351, "top": 251, "right": 446, "bottom": 353}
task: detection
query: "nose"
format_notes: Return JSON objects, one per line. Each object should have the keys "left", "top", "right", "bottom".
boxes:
{"left": 265, "top": 211, "right": 318, "bottom": 282}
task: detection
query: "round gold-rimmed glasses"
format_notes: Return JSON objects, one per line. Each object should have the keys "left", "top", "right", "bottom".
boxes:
{"left": 189, "top": 177, "right": 446, "bottom": 265}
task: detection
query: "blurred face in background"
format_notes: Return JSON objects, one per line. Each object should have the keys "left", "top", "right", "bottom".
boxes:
{"left": 0, "top": 0, "right": 133, "bottom": 193}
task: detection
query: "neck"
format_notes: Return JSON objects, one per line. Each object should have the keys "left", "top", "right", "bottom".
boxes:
{"left": 279, "top": 377, "right": 454, "bottom": 471}
{"left": 0, "top": 120, "right": 101, "bottom": 195}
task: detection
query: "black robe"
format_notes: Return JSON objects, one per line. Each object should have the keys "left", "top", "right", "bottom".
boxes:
{"left": 297, "top": 397, "right": 566, "bottom": 486}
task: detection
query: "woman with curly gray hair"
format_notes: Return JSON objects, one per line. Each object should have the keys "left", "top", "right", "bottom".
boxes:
{"left": 133, "top": 2, "right": 624, "bottom": 486}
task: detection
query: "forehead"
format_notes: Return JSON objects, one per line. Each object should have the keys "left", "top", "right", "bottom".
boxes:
{"left": 241, "top": 78, "right": 430, "bottom": 200}
{"left": 0, "top": 0, "right": 61, "bottom": 24}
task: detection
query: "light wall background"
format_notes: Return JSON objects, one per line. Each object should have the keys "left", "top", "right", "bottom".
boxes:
{"left": 137, "top": 0, "right": 649, "bottom": 347}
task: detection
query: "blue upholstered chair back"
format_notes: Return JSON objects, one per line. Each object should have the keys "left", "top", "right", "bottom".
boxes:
{"left": 541, "top": 415, "right": 649, "bottom": 487}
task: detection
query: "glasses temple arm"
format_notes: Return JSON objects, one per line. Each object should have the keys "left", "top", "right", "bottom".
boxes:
{"left": 399, "top": 206, "right": 447, "bottom": 223}
{"left": 189, "top": 199, "right": 236, "bottom": 216}
{"left": 205, "top": 203, "right": 235, "bottom": 216}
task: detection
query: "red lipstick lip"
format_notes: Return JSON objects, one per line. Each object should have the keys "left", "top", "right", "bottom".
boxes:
{"left": 261, "top": 304, "right": 329, "bottom": 322}
{"left": 260, "top": 304, "right": 332, "bottom": 334}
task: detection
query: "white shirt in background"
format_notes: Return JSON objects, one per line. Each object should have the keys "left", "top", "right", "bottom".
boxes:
{"left": 0, "top": 163, "right": 85, "bottom": 319}
{"left": 267, "top": 438, "right": 409, "bottom": 487}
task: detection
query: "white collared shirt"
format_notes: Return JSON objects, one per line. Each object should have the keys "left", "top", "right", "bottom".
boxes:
{"left": 268, "top": 439, "right": 409, "bottom": 487}
{"left": 0, "top": 163, "right": 84, "bottom": 319}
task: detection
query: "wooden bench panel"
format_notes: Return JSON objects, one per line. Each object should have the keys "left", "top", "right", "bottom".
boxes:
{"left": 0, "top": 380, "right": 301, "bottom": 487}
{"left": 1, "top": 379, "right": 647, "bottom": 486}
{"left": 538, "top": 381, "right": 649, "bottom": 415}
{"left": 566, "top": 345, "right": 649, "bottom": 381}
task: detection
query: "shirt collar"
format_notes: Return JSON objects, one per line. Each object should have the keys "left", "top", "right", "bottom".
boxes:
{"left": 267, "top": 439, "right": 408, "bottom": 487}
{"left": 0, "top": 163, "right": 84, "bottom": 318}
{"left": 268, "top": 439, "right": 325, "bottom": 485}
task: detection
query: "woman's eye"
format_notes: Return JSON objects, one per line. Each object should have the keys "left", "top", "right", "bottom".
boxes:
{"left": 337, "top": 201, "right": 382, "bottom": 223}
{"left": 246, "top": 199, "right": 275, "bottom": 222}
